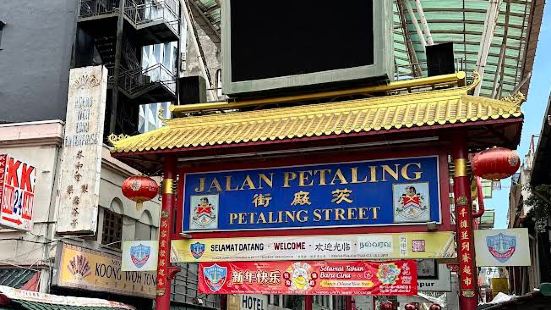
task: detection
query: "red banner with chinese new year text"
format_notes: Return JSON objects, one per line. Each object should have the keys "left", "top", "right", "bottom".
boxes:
{"left": 198, "top": 260, "right": 417, "bottom": 295}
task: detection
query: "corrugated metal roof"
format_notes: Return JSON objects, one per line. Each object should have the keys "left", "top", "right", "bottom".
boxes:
{"left": 0, "top": 269, "right": 36, "bottom": 289}
{"left": 11, "top": 300, "right": 131, "bottom": 310}
{"left": 188, "top": 0, "right": 541, "bottom": 99}
{"left": 112, "top": 84, "right": 524, "bottom": 153}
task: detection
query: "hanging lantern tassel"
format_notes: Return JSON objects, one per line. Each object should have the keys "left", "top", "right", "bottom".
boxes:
{"left": 122, "top": 176, "right": 159, "bottom": 210}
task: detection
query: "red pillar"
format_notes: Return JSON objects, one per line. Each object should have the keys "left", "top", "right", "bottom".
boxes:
{"left": 344, "top": 296, "right": 353, "bottom": 310}
{"left": 304, "top": 296, "right": 313, "bottom": 310}
{"left": 451, "top": 135, "right": 478, "bottom": 310}
{"left": 156, "top": 157, "right": 180, "bottom": 310}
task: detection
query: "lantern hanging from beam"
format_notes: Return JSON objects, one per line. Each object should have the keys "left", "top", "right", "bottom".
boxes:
{"left": 471, "top": 147, "right": 520, "bottom": 180}
{"left": 122, "top": 176, "right": 159, "bottom": 209}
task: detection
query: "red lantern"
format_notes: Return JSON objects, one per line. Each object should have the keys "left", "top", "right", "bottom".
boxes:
{"left": 122, "top": 176, "right": 159, "bottom": 209}
{"left": 471, "top": 147, "right": 520, "bottom": 180}
{"left": 429, "top": 304, "right": 442, "bottom": 310}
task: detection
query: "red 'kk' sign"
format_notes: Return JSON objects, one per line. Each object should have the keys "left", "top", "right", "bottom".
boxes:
{"left": 0, "top": 155, "right": 36, "bottom": 231}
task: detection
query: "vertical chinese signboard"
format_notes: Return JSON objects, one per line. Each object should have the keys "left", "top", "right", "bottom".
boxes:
{"left": 56, "top": 66, "right": 107, "bottom": 234}
{"left": 198, "top": 260, "right": 417, "bottom": 295}
{"left": 0, "top": 155, "right": 36, "bottom": 231}
{"left": 455, "top": 196, "right": 476, "bottom": 297}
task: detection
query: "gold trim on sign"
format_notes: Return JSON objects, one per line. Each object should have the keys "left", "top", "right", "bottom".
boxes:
{"left": 163, "top": 179, "right": 174, "bottom": 194}
{"left": 454, "top": 159, "right": 467, "bottom": 177}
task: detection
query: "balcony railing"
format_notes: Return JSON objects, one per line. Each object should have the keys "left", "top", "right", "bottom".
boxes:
{"left": 124, "top": 1, "right": 179, "bottom": 35}
{"left": 119, "top": 63, "right": 176, "bottom": 96}
{"left": 78, "top": 0, "right": 180, "bottom": 35}
{"left": 79, "top": 0, "right": 119, "bottom": 18}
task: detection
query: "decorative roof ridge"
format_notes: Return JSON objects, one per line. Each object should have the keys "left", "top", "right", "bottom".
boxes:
{"left": 461, "top": 92, "right": 524, "bottom": 114}
{"left": 165, "top": 85, "right": 472, "bottom": 128}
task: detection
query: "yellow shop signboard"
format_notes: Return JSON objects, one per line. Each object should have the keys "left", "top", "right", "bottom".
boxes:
{"left": 56, "top": 243, "right": 156, "bottom": 298}
{"left": 172, "top": 231, "right": 456, "bottom": 262}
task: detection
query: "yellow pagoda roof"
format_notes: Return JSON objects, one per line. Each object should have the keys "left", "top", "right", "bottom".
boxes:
{"left": 111, "top": 85, "right": 523, "bottom": 154}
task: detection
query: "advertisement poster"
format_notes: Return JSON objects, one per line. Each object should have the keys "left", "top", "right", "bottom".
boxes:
{"left": 172, "top": 231, "right": 456, "bottom": 262}
{"left": 474, "top": 228, "right": 531, "bottom": 266}
{"left": 183, "top": 156, "right": 442, "bottom": 232}
{"left": 198, "top": 260, "right": 417, "bottom": 295}
{"left": 122, "top": 241, "right": 158, "bottom": 272}
{"left": 0, "top": 154, "right": 36, "bottom": 231}
{"left": 56, "top": 243, "right": 156, "bottom": 298}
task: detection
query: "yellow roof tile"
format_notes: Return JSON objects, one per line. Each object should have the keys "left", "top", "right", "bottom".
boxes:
{"left": 111, "top": 87, "right": 523, "bottom": 154}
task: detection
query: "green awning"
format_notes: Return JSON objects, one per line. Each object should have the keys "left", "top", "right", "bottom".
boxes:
{"left": 9, "top": 300, "right": 131, "bottom": 310}
{"left": 0, "top": 285, "right": 134, "bottom": 310}
{"left": 0, "top": 269, "right": 36, "bottom": 289}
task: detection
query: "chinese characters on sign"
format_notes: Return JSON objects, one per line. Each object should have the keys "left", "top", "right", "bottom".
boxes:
{"left": 56, "top": 66, "right": 107, "bottom": 234}
{"left": 198, "top": 260, "right": 417, "bottom": 295}
{"left": 0, "top": 155, "right": 36, "bottom": 231}
{"left": 455, "top": 195, "right": 476, "bottom": 296}
{"left": 156, "top": 210, "right": 171, "bottom": 295}
{"left": 171, "top": 232, "right": 456, "bottom": 263}
{"left": 183, "top": 156, "right": 441, "bottom": 232}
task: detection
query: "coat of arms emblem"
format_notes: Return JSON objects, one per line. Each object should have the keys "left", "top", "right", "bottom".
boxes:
{"left": 190, "top": 242, "right": 206, "bottom": 259}
{"left": 203, "top": 264, "right": 227, "bottom": 292}
{"left": 393, "top": 183, "right": 430, "bottom": 223}
{"left": 130, "top": 244, "right": 151, "bottom": 268}
{"left": 190, "top": 195, "right": 219, "bottom": 230}
{"left": 486, "top": 233, "right": 516, "bottom": 263}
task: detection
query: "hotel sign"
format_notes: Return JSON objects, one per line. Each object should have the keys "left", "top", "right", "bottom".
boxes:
{"left": 172, "top": 232, "right": 456, "bottom": 262}
{"left": 183, "top": 156, "right": 441, "bottom": 232}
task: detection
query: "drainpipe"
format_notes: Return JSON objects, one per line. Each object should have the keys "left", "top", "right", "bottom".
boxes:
{"left": 472, "top": 177, "right": 485, "bottom": 219}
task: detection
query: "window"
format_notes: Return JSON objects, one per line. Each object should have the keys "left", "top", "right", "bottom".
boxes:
{"left": 283, "top": 296, "right": 304, "bottom": 310}
{"left": 101, "top": 208, "right": 123, "bottom": 248}
{"left": 138, "top": 102, "right": 170, "bottom": 133}
{"left": 0, "top": 21, "right": 5, "bottom": 50}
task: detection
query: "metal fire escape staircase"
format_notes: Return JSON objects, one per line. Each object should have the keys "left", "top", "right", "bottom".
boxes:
{"left": 117, "top": 41, "right": 176, "bottom": 103}
{"left": 79, "top": 0, "right": 178, "bottom": 104}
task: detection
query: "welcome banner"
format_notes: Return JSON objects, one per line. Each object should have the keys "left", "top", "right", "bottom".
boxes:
{"left": 198, "top": 260, "right": 417, "bottom": 295}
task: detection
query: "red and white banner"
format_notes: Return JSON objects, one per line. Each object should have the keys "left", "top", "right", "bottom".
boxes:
{"left": 199, "top": 260, "right": 417, "bottom": 295}
{"left": 0, "top": 155, "right": 36, "bottom": 231}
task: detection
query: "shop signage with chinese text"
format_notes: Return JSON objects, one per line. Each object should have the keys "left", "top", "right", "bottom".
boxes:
{"left": 183, "top": 156, "right": 442, "bottom": 232}
{"left": 172, "top": 232, "right": 455, "bottom": 262}
{"left": 0, "top": 155, "right": 36, "bottom": 231}
{"left": 55, "top": 243, "right": 156, "bottom": 298}
{"left": 56, "top": 65, "right": 107, "bottom": 234}
{"left": 198, "top": 260, "right": 417, "bottom": 295}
